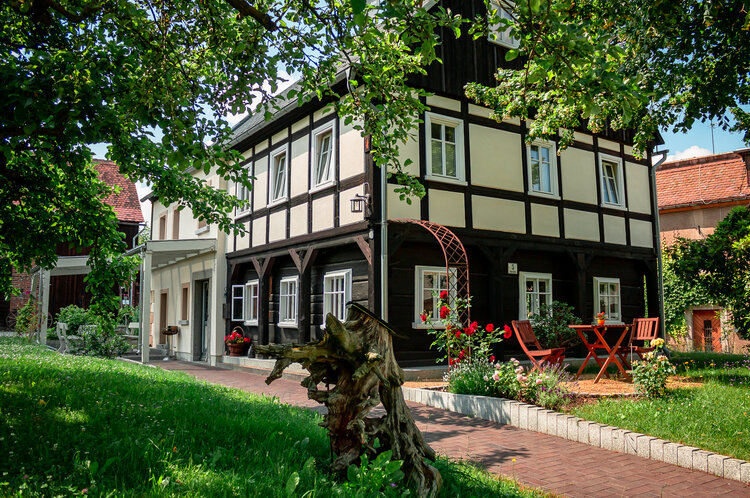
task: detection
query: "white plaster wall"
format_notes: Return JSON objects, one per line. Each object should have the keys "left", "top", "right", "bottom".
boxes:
{"left": 598, "top": 138, "right": 620, "bottom": 152}
{"left": 472, "top": 196, "right": 525, "bottom": 233}
{"left": 255, "top": 139, "right": 268, "bottom": 155}
{"left": 339, "top": 184, "right": 366, "bottom": 226}
{"left": 573, "top": 132, "right": 593, "bottom": 145}
{"left": 290, "top": 136, "right": 309, "bottom": 198}
{"left": 603, "top": 215, "right": 627, "bottom": 245}
{"left": 235, "top": 221, "right": 251, "bottom": 251}
{"left": 313, "top": 106, "right": 334, "bottom": 122}
{"left": 429, "top": 189, "right": 465, "bottom": 228}
{"left": 291, "top": 117, "right": 309, "bottom": 135}
{"left": 312, "top": 195, "right": 335, "bottom": 232}
{"left": 531, "top": 203, "right": 559, "bottom": 237}
{"left": 630, "top": 219, "right": 654, "bottom": 248}
{"left": 560, "top": 148, "right": 597, "bottom": 204}
{"left": 252, "top": 215, "right": 267, "bottom": 246}
{"left": 563, "top": 209, "right": 599, "bottom": 241}
{"left": 339, "top": 119, "right": 365, "bottom": 180}
{"left": 393, "top": 127, "right": 420, "bottom": 177}
{"left": 253, "top": 155, "right": 268, "bottom": 210}
{"left": 387, "top": 185, "right": 421, "bottom": 220}
{"left": 289, "top": 203, "right": 308, "bottom": 237}
{"left": 268, "top": 210, "right": 287, "bottom": 242}
{"left": 426, "top": 95, "right": 461, "bottom": 112}
{"left": 626, "top": 162, "right": 652, "bottom": 214}
{"left": 271, "top": 128, "right": 288, "bottom": 146}
{"left": 469, "top": 124, "right": 524, "bottom": 192}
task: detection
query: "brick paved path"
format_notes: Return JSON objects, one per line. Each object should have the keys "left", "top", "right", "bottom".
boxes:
{"left": 154, "top": 361, "right": 750, "bottom": 497}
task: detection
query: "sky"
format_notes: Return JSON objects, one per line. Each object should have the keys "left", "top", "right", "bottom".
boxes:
{"left": 92, "top": 111, "right": 749, "bottom": 228}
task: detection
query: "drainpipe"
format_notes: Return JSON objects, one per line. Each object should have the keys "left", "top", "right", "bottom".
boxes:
{"left": 380, "top": 159, "right": 388, "bottom": 320}
{"left": 651, "top": 148, "right": 669, "bottom": 339}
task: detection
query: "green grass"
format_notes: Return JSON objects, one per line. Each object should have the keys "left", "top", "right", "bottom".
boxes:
{"left": 0, "top": 338, "right": 546, "bottom": 497}
{"left": 567, "top": 351, "right": 750, "bottom": 460}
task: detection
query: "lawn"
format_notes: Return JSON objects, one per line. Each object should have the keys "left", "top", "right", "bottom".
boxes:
{"left": 568, "top": 351, "right": 750, "bottom": 461}
{"left": 0, "top": 338, "right": 546, "bottom": 497}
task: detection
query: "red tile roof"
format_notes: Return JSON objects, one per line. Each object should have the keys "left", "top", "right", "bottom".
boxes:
{"left": 655, "top": 150, "right": 750, "bottom": 210}
{"left": 93, "top": 159, "right": 144, "bottom": 223}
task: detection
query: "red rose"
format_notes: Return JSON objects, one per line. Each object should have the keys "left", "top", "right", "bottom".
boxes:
{"left": 458, "top": 350, "right": 465, "bottom": 360}
{"left": 439, "top": 306, "right": 449, "bottom": 319}
{"left": 486, "top": 323, "right": 494, "bottom": 333}
{"left": 490, "top": 355, "right": 495, "bottom": 363}
{"left": 455, "top": 330, "right": 461, "bottom": 339}
{"left": 244, "top": 337, "right": 250, "bottom": 342}
{"left": 503, "top": 324, "right": 512, "bottom": 339}
{"left": 464, "top": 327, "right": 473, "bottom": 336}
{"left": 440, "top": 290, "right": 448, "bottom": 300}
{"left": 470, "top": 321, "right": 478, "bottom": 333}
{"left": 420, "top": 313, "right": 427, "bottom": 323}
{"left": 449, "top": 358, "right": 455, "bottom": 366}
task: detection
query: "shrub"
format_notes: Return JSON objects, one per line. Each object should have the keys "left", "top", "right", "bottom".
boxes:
{"left": 117, "top": 305, "right": 139, "bottom": 325}
{"left": 632, "top": 352, "right": 676, "bottom": 398}
{"left": 445, "top": 360, "right": 505, "bottom": 398}
{"left": 341, "top": 441, "right": 410, "bottom": 497}
{"left": 15, "top": 297, "right": 39, "bottom": 338}
{"left": 56, "top": 305, "right": 91, "bottom": 335}
{"left": 528, "top": 301, "right": 581, "bottom": 349}
{"left": 71, "top": 316, "right": 131, "bottom": 358}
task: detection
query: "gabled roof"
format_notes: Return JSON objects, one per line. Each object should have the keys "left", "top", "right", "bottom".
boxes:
{"left": 655, "top": 149, "right": 750, "bottom": 210}
{"left": 93, "top": 159, "right": 144, "bottom": 223}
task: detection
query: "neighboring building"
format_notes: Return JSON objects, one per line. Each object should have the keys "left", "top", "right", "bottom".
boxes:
{"left": 142, "top": 0, "right": 663, "bottom": 365}
{"left": 656, "top": 148, "right": 750, "bottom": 353}
{"left": 1, "top": 160, "right": 144, "bottom": 332}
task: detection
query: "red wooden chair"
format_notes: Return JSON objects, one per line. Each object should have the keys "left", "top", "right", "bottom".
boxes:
{"left": 511, "top": 320, "right": 566, "bottom": 372}
{"left": 617, "top": 317, "right": 660, "bottom": 364}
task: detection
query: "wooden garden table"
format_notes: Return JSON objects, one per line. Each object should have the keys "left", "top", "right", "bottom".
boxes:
{"left": 569, "top": 324, "right": 631, "bottom": 383}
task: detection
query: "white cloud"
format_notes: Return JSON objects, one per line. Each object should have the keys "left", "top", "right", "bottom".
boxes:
{"left": 665, "top": 145, "right": 712, "bottom": 163}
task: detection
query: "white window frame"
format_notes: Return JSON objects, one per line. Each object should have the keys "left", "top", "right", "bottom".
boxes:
{"left": 269, "top": 146, "right": 289, "bottom": 206}
{"left": 413, "top": 265, "right": 458, "bottom": 329}
{"left": 598, "top": 153, "right": 626, "bottom": 209}
{"left": 526, "top": 139, "right": 559, "bottom": 198}
{"left": 231, "top": 284, "right": 245, "bottom": 321}
{"left": 278, "top": 276, "right": 298, "bottom": 327}
{"left": 593, "top": 277, "right": 623, "bottom": 324}
{"left": 236, "top": 163, "right": 252, "bottom": 215}
{"left": 323, "top": 269, "right": 352, "bottom": 322}
{"left": 487, "top": 1, "right": 519, "bottom": 49}
{"left": 244, "top": 279, "right": 259, "bottom": 325}
{"left": 311, "top": 122, "right": 336, "bottom": 191}
{"left": 518, "top": 272, "right": 553, "bottom": 320}
{"left": 425, "top": 112, "right": 465, "bottom": 185}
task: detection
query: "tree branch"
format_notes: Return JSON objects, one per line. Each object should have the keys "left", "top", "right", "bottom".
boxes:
{"left": 223, "top": 0, "right": 276, "bottom": 31}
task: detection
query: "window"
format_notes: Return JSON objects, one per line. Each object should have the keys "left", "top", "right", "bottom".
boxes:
{"left": 181, "top": 284, "right": 189, "bottom": 321}
{"left": 270, "top": 148, "right": 288, "bottom": 203}
{"left": 425, "top": 113, "right": 464, "bottom": 183}
{"left": 245, "top": 280, "right": 259, "bottom": 325}
{"left": 159, "top": 214, "right": 167, "bottom": 240}
{"left": 231, "top": 285, "right": 245, "bottom": 321}
{"left": 519, "top": 272, "right": 552, "bottom": 319}
{"left": 594, "top": 277, "right": 621, "bottom": 323}
{"left": 172, "top": 208, "right": 181, "bottom": 239}
{"left": 599, "top": 154, "right": 625, "bottom": 208}
{"left": 324, "top": 270, "right": 352, "bottom": 321}
{"left": 312, "top": 125, "right": 335, "bottom": 188}
{"left": 488, "top": 1, "right": 519, "bottom": 49}
{"left": 236, "top": 168, "right": 251, "bottom": 214}
{"left": 278, "top": 277, "right": 298, "bottom": 326}
{"left": 527, "top": 140, "right": 558, "bottom": 196}
{"left": 414, "top": 265, "right": 457, "bottom": 327}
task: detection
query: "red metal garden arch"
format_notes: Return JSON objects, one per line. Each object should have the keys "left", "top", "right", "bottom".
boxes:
{"left": 390, "top": 219, "right": 471, "bottom": 325}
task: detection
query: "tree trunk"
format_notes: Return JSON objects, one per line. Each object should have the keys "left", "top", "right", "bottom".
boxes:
{"left": 255, "top": 303, "right": 441, "bottom": 497}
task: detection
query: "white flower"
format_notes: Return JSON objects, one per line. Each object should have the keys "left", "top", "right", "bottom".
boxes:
{"left": 492, "top": 372, "right": 500, "bottom": 382}
{"left": 515, "top": 366, "right": 524, "bottom": 374}
{"left": 483, "top": 376, "right": 489, "bottom": 381}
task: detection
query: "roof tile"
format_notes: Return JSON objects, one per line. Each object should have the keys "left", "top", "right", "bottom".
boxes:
{"left": 93, "top": 159, "right": 144, "bottom": 223}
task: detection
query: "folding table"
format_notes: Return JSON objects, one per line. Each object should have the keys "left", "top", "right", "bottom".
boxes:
{"left": 569, "top": 324, "right": 631, "bottom": 383}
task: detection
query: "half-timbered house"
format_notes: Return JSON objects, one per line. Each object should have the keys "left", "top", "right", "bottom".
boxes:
{"left": 143, "top": 0, "right": 662, "bottom": 365}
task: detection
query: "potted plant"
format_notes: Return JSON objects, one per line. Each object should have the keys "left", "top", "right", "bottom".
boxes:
{"left": 596, "top": 312, "right": 606, "bottom": 327}
{"left": 225, "top": 329, "right": 250, "bottom": 356}
{"left": 528, "top": 301, "right": 582, "bottom": 349}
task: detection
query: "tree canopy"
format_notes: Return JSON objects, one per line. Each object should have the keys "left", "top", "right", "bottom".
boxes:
{"left": 3, "top": 0, "right": 750, "bottom": 313}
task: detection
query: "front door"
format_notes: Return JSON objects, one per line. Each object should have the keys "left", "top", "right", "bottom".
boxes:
{"left": 199, "top": 280, "right": 210, "bottom": 361}
{"left": 692, "top": 310, "right": 721, "bottom": 352}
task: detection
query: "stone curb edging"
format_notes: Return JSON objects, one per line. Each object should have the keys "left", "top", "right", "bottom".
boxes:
{"left": 401, "top": 387, "right": 750, "bottom": 485}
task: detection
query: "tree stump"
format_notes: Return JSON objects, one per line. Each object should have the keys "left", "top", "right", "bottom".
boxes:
{"left": 255, "top": 303, "right": 441, "bottom": 497}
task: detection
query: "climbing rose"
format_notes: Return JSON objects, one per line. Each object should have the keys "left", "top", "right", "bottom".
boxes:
{"left": 455, "top": 330, "right": 461, "bottom": 339}
{"left": 469, "top": 321, "right": 478, "bottom": 332}
{"left": 439, "top": 306, "right": 449, "bottom": 319}
{"left": 490, "top": 355, "right": 495, "bottom": 363}
{"left": 464, "top": 326, "right": 474, "bottom": 336}
{"left": 486, "top": 323, "right": 494, "bottom": 333}
{"left": 503, "top": 324, "right": 512, "bottom": 339}
{"left": 420, "top": 313, "right": 427, "bottom": 323}
{"left": 492, "top": 371, "right": 500, "bottom": 382}
{"left": 440, "top": 290, "right": 448, "bottom": 300}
